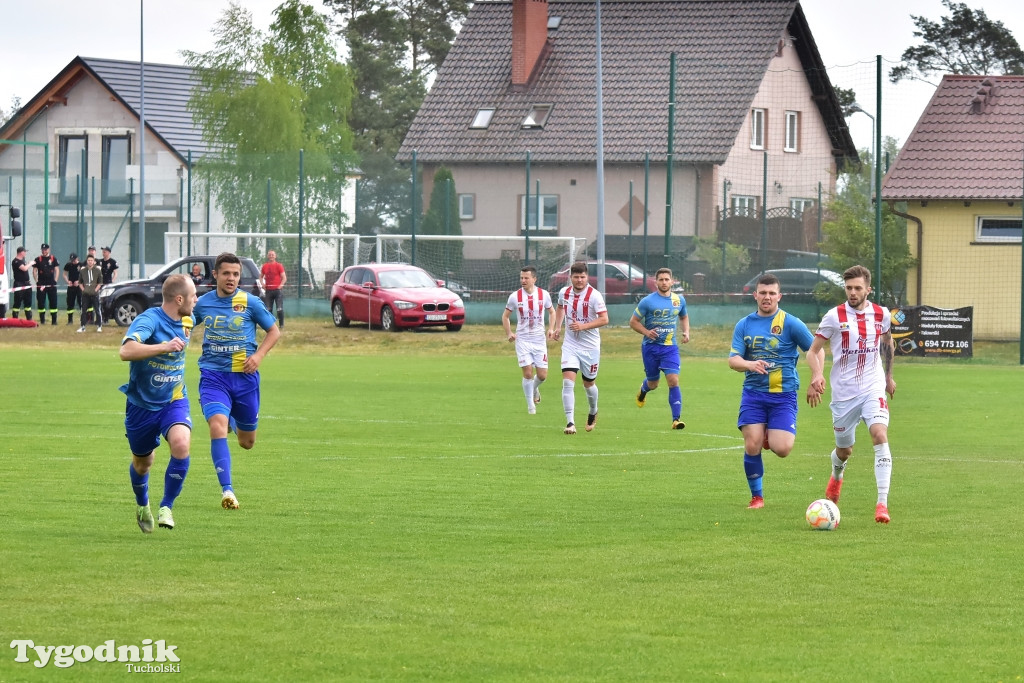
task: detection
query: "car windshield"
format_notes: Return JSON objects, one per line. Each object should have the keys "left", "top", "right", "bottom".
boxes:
{"left": 378, "top": 269, "right": 437, "bottom": 289}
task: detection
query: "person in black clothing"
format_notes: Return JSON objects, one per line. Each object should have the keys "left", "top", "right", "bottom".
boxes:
{"left": 10, "top": 246, "right": 33, "bottom": 320}
{"left": 33, "top": 243, "right": 60, "bottom": 325}
{"left": 63, "top": 253, "right": 81, "bottom": 325}
{"left": 100, "top": 246, "right": 118, "bottom": 285}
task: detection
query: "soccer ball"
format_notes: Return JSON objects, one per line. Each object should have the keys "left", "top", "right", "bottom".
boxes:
{"left": 805, "top": 499, "right": 840, "bottom": 530}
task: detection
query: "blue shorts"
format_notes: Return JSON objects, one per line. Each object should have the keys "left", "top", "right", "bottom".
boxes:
{"left": 641, "top": 343, "right": 681, "bottom": 381}
{"left": 199, "top": 369, "right": 261, "bottom": 431}
{"left": 124, "top": 398, "right": 192, "bottom": 456}
{"left": 737, "top": 389, "right": 798, "bottom": 434}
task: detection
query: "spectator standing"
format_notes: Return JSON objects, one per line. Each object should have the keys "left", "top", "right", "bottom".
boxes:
{"left": 100, "top": 246, "right": 118, "bottom": 285}
{"left": 78, "top": 254, "right": 104, "bottom": 332}
{"left": 63, "top": 252, "right": 81, "bottom": 325}
{"left": 10, "top": 246, "right": 33, "bottom": 320}
{"left": 32, "top": 243, "right": 60, "bottom": 325}
{"left": 259, "top": 250, "right": 287, "bottom": 328}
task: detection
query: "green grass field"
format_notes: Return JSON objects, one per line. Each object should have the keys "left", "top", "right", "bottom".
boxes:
{"left": 1, "top": 322, "right": 1022, "bottom": 681}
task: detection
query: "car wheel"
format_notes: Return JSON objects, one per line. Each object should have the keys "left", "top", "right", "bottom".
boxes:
{"left": 446, "top": 323, "right": 463, "bottom": 332}
{"left": 115, "top": 297, "right": 146, "bottom": 327}
{"left": 380, "top": 305, "right": 399, "bottom": 332}
{"left": 331, "top": 299, "right": 350, "bottom": 327}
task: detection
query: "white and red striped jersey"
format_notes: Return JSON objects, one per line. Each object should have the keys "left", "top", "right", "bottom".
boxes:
{"left": 505, "top": 287, "right": 553, "bottom": 341}
{"left": 815, "top": 301, "right": 891, "bottom": 402}
{"left": 558, "top": 284, "right": 607, "bottom": 353}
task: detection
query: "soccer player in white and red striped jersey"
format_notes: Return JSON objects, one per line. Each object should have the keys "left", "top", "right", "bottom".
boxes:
{"left": 806, "top": 265, "right": 897, "bottom": 524}
{"left": 502, "top": 266, "right": 556, "bottom": 415}
{"left": 550, "top": 262, "right": 609, "bottom": 434}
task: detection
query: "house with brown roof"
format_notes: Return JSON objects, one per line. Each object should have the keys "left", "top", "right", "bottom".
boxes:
{"left": 398, "top": 0, "right": 857, "bottom": 281}
{"left": 881, "top": 75, "right": 1024, "bottom": 340}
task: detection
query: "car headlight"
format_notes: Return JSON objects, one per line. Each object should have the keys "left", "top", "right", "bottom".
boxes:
{"left": 452, "top": 297, "right": 464, "bottom": 308}
{"left": 393, "top": 300, "right": 416, "bottom": 310}
{"left": 99, "top": 287, "right": 114, "bottom": 299}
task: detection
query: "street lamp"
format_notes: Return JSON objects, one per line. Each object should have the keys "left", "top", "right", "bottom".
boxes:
{"left": 849, "top": 101, "right": 875, "bottom": 201}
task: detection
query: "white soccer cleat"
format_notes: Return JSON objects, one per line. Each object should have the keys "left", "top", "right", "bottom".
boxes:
{"left": 157, "top": 505, "right": 175, "bottom": 529}
{"left": 221, "top": 490, "right": 239, "bottom": 510}
{"left": 564, "top": 423, "right": 576, "bottom": 435}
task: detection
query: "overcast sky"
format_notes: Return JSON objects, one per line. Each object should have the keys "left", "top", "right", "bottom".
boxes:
{"left": 2, "top": 0, "right": 1023, "bottom": 153}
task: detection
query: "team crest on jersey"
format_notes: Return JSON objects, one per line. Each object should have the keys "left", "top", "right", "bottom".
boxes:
{"left": 771, "top": 324, "right": 782, "bottom": 335}
{"left": 838, "top": 322, "right": 850, "bottom": 331}
{"left": 232, "top": 304, "right": 245, "bottom": 312}
{"left": 875, "top": 322, "right": 883, "bottom": 334}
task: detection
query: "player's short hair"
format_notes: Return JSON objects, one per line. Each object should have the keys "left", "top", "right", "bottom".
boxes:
{"left": 214, "top": 252, "right": 242, "bottom": 272}
{"left": 520, "top": 265, "right": 537, "bottom": 277}
{"left": 569, "top": 261, "right": 588, "bottom": 276}
{"left": 756, "top": 273, "right": 780, "bottom": 289}
{"left": 162, "top": 274, "right": 192, "bottom": 301}
{"left": 655, "top": 267, "right": 673, "bottom": 278}
{"left": 843, "top": 265, "right": 871, "bottom": 286}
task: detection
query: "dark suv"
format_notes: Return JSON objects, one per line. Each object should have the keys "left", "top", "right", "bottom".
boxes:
{"left": 99, "top": 255, "right": 264, "bottom": 326}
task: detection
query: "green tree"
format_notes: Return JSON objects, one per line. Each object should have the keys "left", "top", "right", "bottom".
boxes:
{"left": 890, "top": 0, "right": 1024, "bottom": 84}
{"left": 419, "top": 166, "right": 463, "bottom": 275}
{"left": 692, "top": 237, "right": 750, "bottom": 292}
{"left": 183, "top": 0, "right": 357, "bottom": 268}
{"left": 820, "top": 138, "right": 916, "bottom": 305}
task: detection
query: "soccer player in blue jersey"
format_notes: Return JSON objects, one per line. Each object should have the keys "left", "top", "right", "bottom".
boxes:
{"left": 630, "top": 268, "right": 690, "bottom": 429}
{"left": 728, "top": 272, "right": 815, "bottom": 509}
{"left": 119, "top": 274, "right": 198, "bottom": 533}
{"left": 192, "top": 253, "right": 281, "bottom": 510}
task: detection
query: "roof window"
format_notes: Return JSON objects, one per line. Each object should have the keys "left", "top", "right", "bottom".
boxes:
{"left": 548, "top": 16, "right": 562, "bottom": 30}
{"left": 470, "top": 108, "right": 495, "bottom": 129}
{"left": 522, "top": 104, "right": 552, "bottom": 129}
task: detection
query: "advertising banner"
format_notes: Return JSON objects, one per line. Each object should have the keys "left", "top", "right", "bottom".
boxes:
{"left": 890, "top": 305, "right": 973, "bottom": 358}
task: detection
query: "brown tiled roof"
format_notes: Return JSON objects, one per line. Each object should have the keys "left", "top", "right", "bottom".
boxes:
{"left": 882, "top": 75, "right": 1024, "bottom": 201}
{"left": 398, "top": 0, "right": 854, "bottom": 164}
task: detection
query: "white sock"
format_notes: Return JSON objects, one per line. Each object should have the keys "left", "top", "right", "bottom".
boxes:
{"left": 831, "top": 449, "right": 847, "bottom": 480}
{"left": 522, "top": 377, "right": 534, "bottom": 409}
{"left": 585, "top": 384, "right": 599, "bottom": 415}
{"left": 874, "top": 443, "right": 892, "bottom": 505}
{"left": 533, "top": 376, "right": 545, "bottom": 397}
{"left": 562, "top": 378, "right": 575, "bottom": 424}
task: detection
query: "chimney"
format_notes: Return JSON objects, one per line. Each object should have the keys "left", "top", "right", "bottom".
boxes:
{"left": 512, "top": 0, "right": 549, "bottom": 87}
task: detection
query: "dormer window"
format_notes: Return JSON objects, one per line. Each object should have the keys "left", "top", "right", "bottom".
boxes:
{"left": 470, "top": 108, "right": 495, "bottom": 129}
{"left": 522, "top": 104, "right": 552, "bottom": 129}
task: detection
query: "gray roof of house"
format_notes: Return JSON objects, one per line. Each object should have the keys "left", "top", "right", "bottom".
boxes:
{"left": 398, "top": 0, "right": 854, "bottom": 165}
{"left": 80, "top": 57, "right": 210, "bottom": 159}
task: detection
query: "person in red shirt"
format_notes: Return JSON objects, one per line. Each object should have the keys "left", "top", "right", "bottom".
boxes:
{"left": 259, "top": 250, "right": 287, "bottom": 328}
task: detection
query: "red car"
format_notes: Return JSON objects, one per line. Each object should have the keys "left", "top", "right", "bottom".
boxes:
{"left": 330, "top": 263, "right": 465, "bottom": 332}
{"left": 547, "top": 260, "right": 657, "bottom": 303}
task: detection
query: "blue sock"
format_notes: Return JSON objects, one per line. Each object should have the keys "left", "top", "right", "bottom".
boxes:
{"left": 639, "top": 379, "right": 651, "bottom": 395}
{"left": 668, "top": 386, "right": 682, "bottom": 420}
{"left": 129, "top": 462, "right": 149, "bottom": 506}
{"left": 160, "top": 456, "right": 190, "bottom": 509}
{"left": 211, "top": 438, "right": 233, "bottom": 491}
{"left": 743, "top": 453, "right": 764, "bottom": 497}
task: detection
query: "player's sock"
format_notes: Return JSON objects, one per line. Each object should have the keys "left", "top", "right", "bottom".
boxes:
{"left": 743, "top": 453, "right": 764, "bottom": 497}
{"left": 211, "top": 438, "right": 233, "bottom": 492}
{"left": 585, "top": 384, "right": 598, "bottom": 415}
{"left": 522, "top": 377, "right": 534, "bottom": 408}
{"left": 160, "top": 456, "right": 190, "bottom": 509}
{"left": 638, "top": 379, "right": 652, "bottom": 400}
{"left": 873, "top": 442, "right": 892, "bottom": 505}
{"left": 668, "top": 386, "right": 682, "bottom": 420}
{"left": 562, "top": 378, "right": 575, "bottom": 424}
{"left": 129, "top": 462, "right": 149, "bottom": 506}
{"left": 533, "top": 376, "right": 545, "bottom": 395}
{"left": 831, "top": 449, "right": 847, "bottom": 480}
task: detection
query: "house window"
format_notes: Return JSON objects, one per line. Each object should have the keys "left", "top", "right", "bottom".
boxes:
{"left": 470, "top": 109, "right": 494, "bottom": 129}
{"left": 784, "top": 111, "right": 799, "bottom": 152}
{"left": 58, "top": 135, "right": 88, "bottom": 202}
{"left": 976, "top": 216, "right": 1022, "bottom": 243}
{"left": 102, "top": 135, "right": 131, "bottom": 203}
{"left": 522, "top": 104, "right": 552, "bottom": 129}
{"left": 458, "top": 193, "right": 475, "bottom": 220}
{"left": 520, "top": 194, "right": 558, "bottom": 231}
{"left": 732, "top": 195, "right": 757, "bottom": 217}
{"left": 789, "top": 198, "right": 814, "bottom": 218}
{"left": 750, "top": 108, "right": 765, "bottom": 150}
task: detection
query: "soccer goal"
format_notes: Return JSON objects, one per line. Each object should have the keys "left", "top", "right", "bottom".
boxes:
{"left": 374, "top": 234, "right": 586, "bottom": 302}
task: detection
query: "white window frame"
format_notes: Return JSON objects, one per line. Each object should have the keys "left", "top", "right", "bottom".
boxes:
{"left": 520, "top": 194, "right": 559, "bottom": 231}
{"left": 458, "top": 193, "right": 475, "bottom": 220}
{"left": 750, "top": 108, "right": 765, "bottom": 150}
{"left": 470, "top": 109, "right": 495, "bottom": 129}
{"left": 789, "top": 197, "right": 814, "bottom": 218}
{"left": 732, "top": 195, "right": 757, "bottom": 217}
{"left": 522, "top": 104, "right": 553, "bottom": 129}
{"left": 784, "top": 110, "right": 799, "bottom": 152}
{"left": 975, "top": 216, "right": 1022, "bottom": 243}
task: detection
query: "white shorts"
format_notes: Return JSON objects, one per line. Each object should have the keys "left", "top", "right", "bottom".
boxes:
{"left": 830, "top": 392, "right": 890, "bottom": 448}
{"left": 515, "top": 337, "right": 549, "bottom": 369}
{"left": 561, "top": 345, "right": 601, "bottom": 381}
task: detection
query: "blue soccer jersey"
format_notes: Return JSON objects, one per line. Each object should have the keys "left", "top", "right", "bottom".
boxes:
{"left": 729, "top": 309, "right": 814, "bottom": 393}
{"left": 193, "top": 289, "right": 277, "bottom": 372}
{"left": 119, "top": 307, "right": 193, "bottom": 410}
{"left": 633, "top": 291, "right": 687, "bottom": 346}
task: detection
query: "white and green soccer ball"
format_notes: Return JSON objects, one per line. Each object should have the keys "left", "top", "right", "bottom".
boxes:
{"left": 805, "top": 499, "right": 840, "bottom": 530}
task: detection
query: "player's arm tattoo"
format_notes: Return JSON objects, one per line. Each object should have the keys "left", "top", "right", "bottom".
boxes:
{"left": 880, "top": 331, "right": 894, "bottom": 376}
